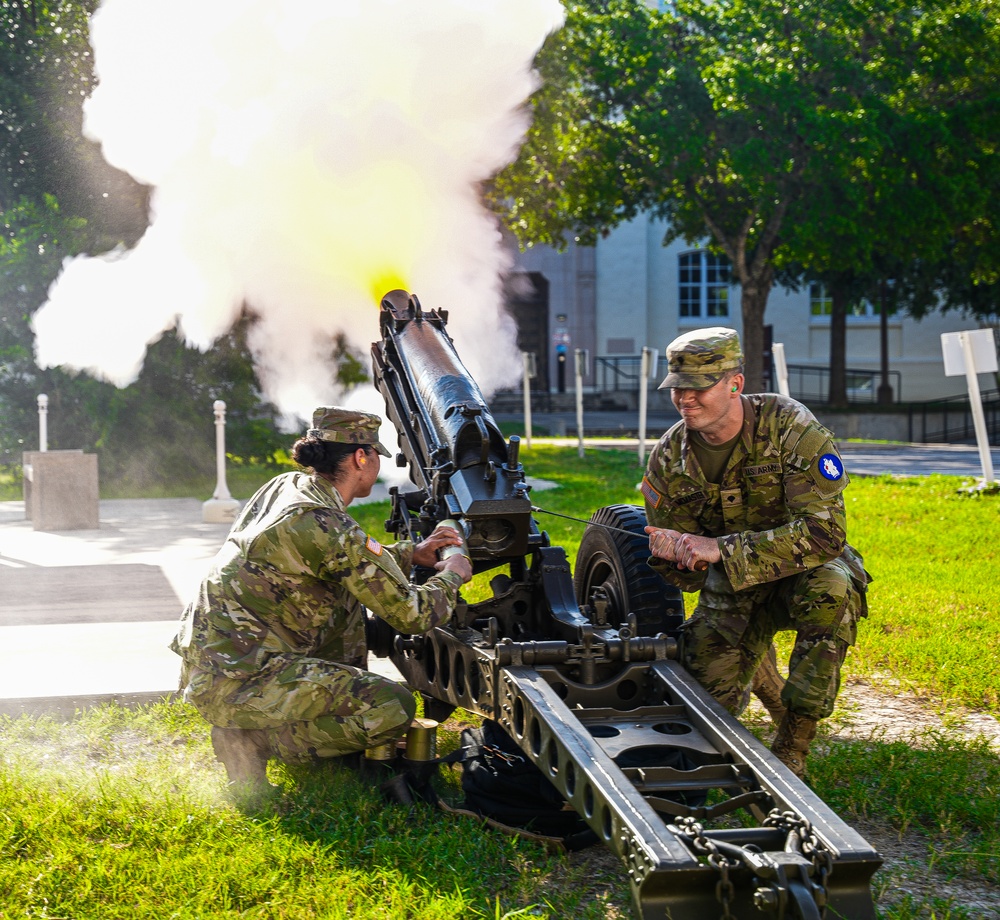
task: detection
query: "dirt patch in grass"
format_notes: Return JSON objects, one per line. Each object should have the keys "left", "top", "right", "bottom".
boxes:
{"left": 822, "top": 678, "right": 1000, "bottom": 917}
{"left": 832, "top": 676, "right": 1000, "bottom": 751}
{"left": 854, "top": 816, "right": 1000, "bottom": 918}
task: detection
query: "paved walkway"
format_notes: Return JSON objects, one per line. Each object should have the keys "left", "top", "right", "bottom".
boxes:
{"left": 1, "top": 441, "right": 996, "bottom": 718}
{"left": 0, "top": 498, "right": 233, "bottom": 717}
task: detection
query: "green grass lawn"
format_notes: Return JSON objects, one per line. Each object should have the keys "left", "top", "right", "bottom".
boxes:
{"left": 2, "top": 444, "right": 999, "bottom": 918}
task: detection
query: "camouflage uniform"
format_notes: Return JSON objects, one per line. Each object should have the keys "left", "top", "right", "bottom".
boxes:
{"left": 171, "top": 470, "right": 462, "bottom": 762}
{"left": 644, "top": 331, "right": 869, "bottom": 723}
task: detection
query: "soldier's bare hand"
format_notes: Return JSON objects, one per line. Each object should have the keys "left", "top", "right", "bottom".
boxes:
{"left": 437, "top": 553, "right": 473, "bottom": 584}
{"left": 645, "top": 527, "right": 720, "bottom": 572}
{"left": 412, "top": 527, "right": 463, "bottom": 567}
{"left": 673, "top": 533, "right": 721, "bottom": 572}
{"left": 645, "top": 526, "right": 683, "bottom": 562}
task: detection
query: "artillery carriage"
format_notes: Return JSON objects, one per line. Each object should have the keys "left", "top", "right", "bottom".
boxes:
{"left": 367, "top": 288, "right": 882, "bottom": 919}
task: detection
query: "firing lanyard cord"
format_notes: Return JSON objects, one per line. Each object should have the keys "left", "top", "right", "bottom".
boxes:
{"left": 530, "top": 505, "right": 641, "bottom": 539}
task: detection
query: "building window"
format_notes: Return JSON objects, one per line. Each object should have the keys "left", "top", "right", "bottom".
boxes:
{"left": 810, "top": 283, "right": 879, "bottom": 318}
{"left": 679, "top": 251, "right": 729, "bottom": 319}
{"left": 810, "top": 283, "right": 832, "bottom": 316}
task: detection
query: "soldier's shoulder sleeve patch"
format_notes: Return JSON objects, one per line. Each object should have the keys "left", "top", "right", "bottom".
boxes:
{"left": 640, "top": 476, "right": 663, "bottom": 510}
{"left": 783, "top": 421, "right": 835, "bottom": 472}
{"left": 817, "top": 453, "right": 845, "bottom": 482}
{"left": 364, "top": 535, "right": 384, "bottom": 556}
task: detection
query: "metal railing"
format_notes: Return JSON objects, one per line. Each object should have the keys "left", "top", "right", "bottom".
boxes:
{"left": 594, "top": 356, "right": 899, "bottom": 405}
{"left": 777, "top": 364, "right": 902, "bottom": 405}
{"left": 490, "top": 360, "right": 999, "bottom": 445}
{"left": 595, "top": 355, "right": 644, "bottom": 391}
{"left": 906, "top": 390, "right": 1000, "bottom": 443}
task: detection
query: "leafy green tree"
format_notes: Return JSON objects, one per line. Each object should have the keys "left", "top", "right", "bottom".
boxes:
{"left": 775, "top": 0, "right": 1000, "bottom": 404}
{"left": 93, "top": 316, "right": 286, "bottom": 492}
{"left": 0, "top": 195, "right": 90, "bottom": 461}
{"left": 1, "top": 0, "right": 151, "bottom": 470}
{"left": 495, "top": 0, "right": 1000, "bottom": 392}
{"left": 0, "top": 2, "right": 307, "bottom": 490}
{"left": 0, "top": 197, "right": 286, "bottom": 481}
{"left": 0, "top": 0, "right": 148, "bottom": 244}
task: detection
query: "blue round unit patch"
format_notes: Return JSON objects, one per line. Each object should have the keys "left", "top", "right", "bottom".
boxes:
{"left": 818, "top": 453, "right": 844, "bottom": 481}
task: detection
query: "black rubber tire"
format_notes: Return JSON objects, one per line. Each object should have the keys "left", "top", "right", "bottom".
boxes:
{"left": 573, "top": 504, "right": 684, "bottom": 636}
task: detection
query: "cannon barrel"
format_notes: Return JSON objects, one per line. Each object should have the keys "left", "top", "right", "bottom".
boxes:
{"left": 371, "top": 289, "right": 533, "bottom": 562}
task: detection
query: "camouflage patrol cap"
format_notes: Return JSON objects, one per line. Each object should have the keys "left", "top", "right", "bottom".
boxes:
{"left": 308, "top": 407, "right": 391, "bottom": 456}
{"left": 657, "top": 327, "right": 744, "bottom": 390}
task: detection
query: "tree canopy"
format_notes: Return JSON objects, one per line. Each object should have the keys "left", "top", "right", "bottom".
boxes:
{"left": 494, "top": 0, "right": 1000, "bottom": 391}
{"left": 0, "top": 0, "right": 149, "bottom": 244}
{"left": 0, "top": 1, "right": 290, "bottom": 484}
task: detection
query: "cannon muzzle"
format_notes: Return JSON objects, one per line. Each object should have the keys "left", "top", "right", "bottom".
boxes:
{"left": 371, "top": 289, "right": 533, "bottom": 563}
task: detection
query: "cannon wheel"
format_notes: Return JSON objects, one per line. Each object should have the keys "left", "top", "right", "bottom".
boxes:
{"left": 573, "top": 504, "right": 684, "bottom": 636}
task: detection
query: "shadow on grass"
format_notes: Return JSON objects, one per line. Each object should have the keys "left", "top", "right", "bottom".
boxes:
{"left": 248, "top": 758, "right": 627, "bottom": 920}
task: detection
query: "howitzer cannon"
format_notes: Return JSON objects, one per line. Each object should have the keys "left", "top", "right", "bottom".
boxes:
{"left": 369, "top": 289, "right": 882, "bottom": 919}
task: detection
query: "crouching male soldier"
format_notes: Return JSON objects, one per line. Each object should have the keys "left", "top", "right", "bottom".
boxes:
{"left": 642, "top": 328, "right": 870, "bottom": 777}
{"left": 171, "top": 406, "right": 472, "bottom": 793}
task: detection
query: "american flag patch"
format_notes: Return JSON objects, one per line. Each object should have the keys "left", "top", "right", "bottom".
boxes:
{"left": 365, "top": 535, "right": 383, "bottom": 556}
{"left": 640, "top": 477, "right": 662, "bottom": 510}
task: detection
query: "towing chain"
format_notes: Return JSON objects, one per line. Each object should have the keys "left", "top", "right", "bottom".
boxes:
{"left": 764, "top": 809, "right": 834, "bottom": 917}
{"left": 673, "top": 816, "right": 741, "bottom": 919}
{"left": 673, "top": 811, "right": 836, "bottom": 919}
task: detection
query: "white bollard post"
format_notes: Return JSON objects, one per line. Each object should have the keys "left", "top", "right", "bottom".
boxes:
{"left": 941, "top": 328, "right": 999, "bottom": 490}
{"left": 522, "top": 352, "right": 535, "bottom": 449}
{"left": 212, "top": 400, "right": 233, "bottom": 502}
{"left": 202, "top": 399, "right": 242, "bottom": 523}
{"left": 638, "top": 347, "right": 655, "bottom": 467}
{"left": 772, "top": 343, "right": 790, "bottom": 397}
{"left": 575, "top": 349, "right": 588, "bottom": 459}
{"left": 37, "top": 394, "right": 48, "bottom": 452}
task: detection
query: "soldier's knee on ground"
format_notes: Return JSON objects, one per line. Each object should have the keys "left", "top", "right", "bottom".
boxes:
{"left": 681, "top": 633, "right": 752, "bottom": 716}
{"left": 786, "top": 634, "right": 849, "bottom": 720}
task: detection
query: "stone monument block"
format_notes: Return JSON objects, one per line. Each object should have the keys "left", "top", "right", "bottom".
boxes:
{"left": 22, "top": 450, "right": 100, "bottom": 531}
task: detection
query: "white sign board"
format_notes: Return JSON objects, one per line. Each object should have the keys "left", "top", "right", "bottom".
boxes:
{"left": 939, "top": 328, "right": 998, "bottom": 486}
{"left": 941, "top": 328, "right": 998, "bottom": 377}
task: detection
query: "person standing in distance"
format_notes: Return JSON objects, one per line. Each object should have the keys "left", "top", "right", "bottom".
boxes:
{"left": 642, "top": 328, "right": 870, "bottom": 777}
{"left": 171, "top": 407, "right": 473, "bottom": 792}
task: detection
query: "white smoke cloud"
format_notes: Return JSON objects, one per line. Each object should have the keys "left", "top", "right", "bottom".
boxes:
{"left": 32, "top": 0, "right": 564, "bottom": 419}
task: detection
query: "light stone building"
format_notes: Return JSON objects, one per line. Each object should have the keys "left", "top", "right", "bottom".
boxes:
{"left": 507, "top": 212, "right": 993, "bottom": 405}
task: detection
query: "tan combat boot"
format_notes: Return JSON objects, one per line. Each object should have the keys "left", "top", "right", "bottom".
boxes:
{"left": 752, "top": 644, "right": 787, "bottom": 726}
{"left": 211, "top": 726, "right": 273, "bottom": 789}
{"left": 771, "top": 711, "right": 818, "bottom": 779}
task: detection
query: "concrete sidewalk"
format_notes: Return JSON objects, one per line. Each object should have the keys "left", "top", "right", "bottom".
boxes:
{"left": 0, "top": 490, "right": 403, "bottom": 717}
{"left": 1, "top": 441, "right": 995, "bottom": 719}
{"left": 0, "top": 498, "right": 233, "bottom": 717}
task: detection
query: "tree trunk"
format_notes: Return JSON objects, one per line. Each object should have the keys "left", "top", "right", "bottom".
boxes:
{"left": 700, "top": 199, "right": 783, "bottom": 393}
{"left": 828, "top": 282, "right": 849, "bottom": 408}
{"left": 739, "top": 276, "right": 773, "bottom": 393}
